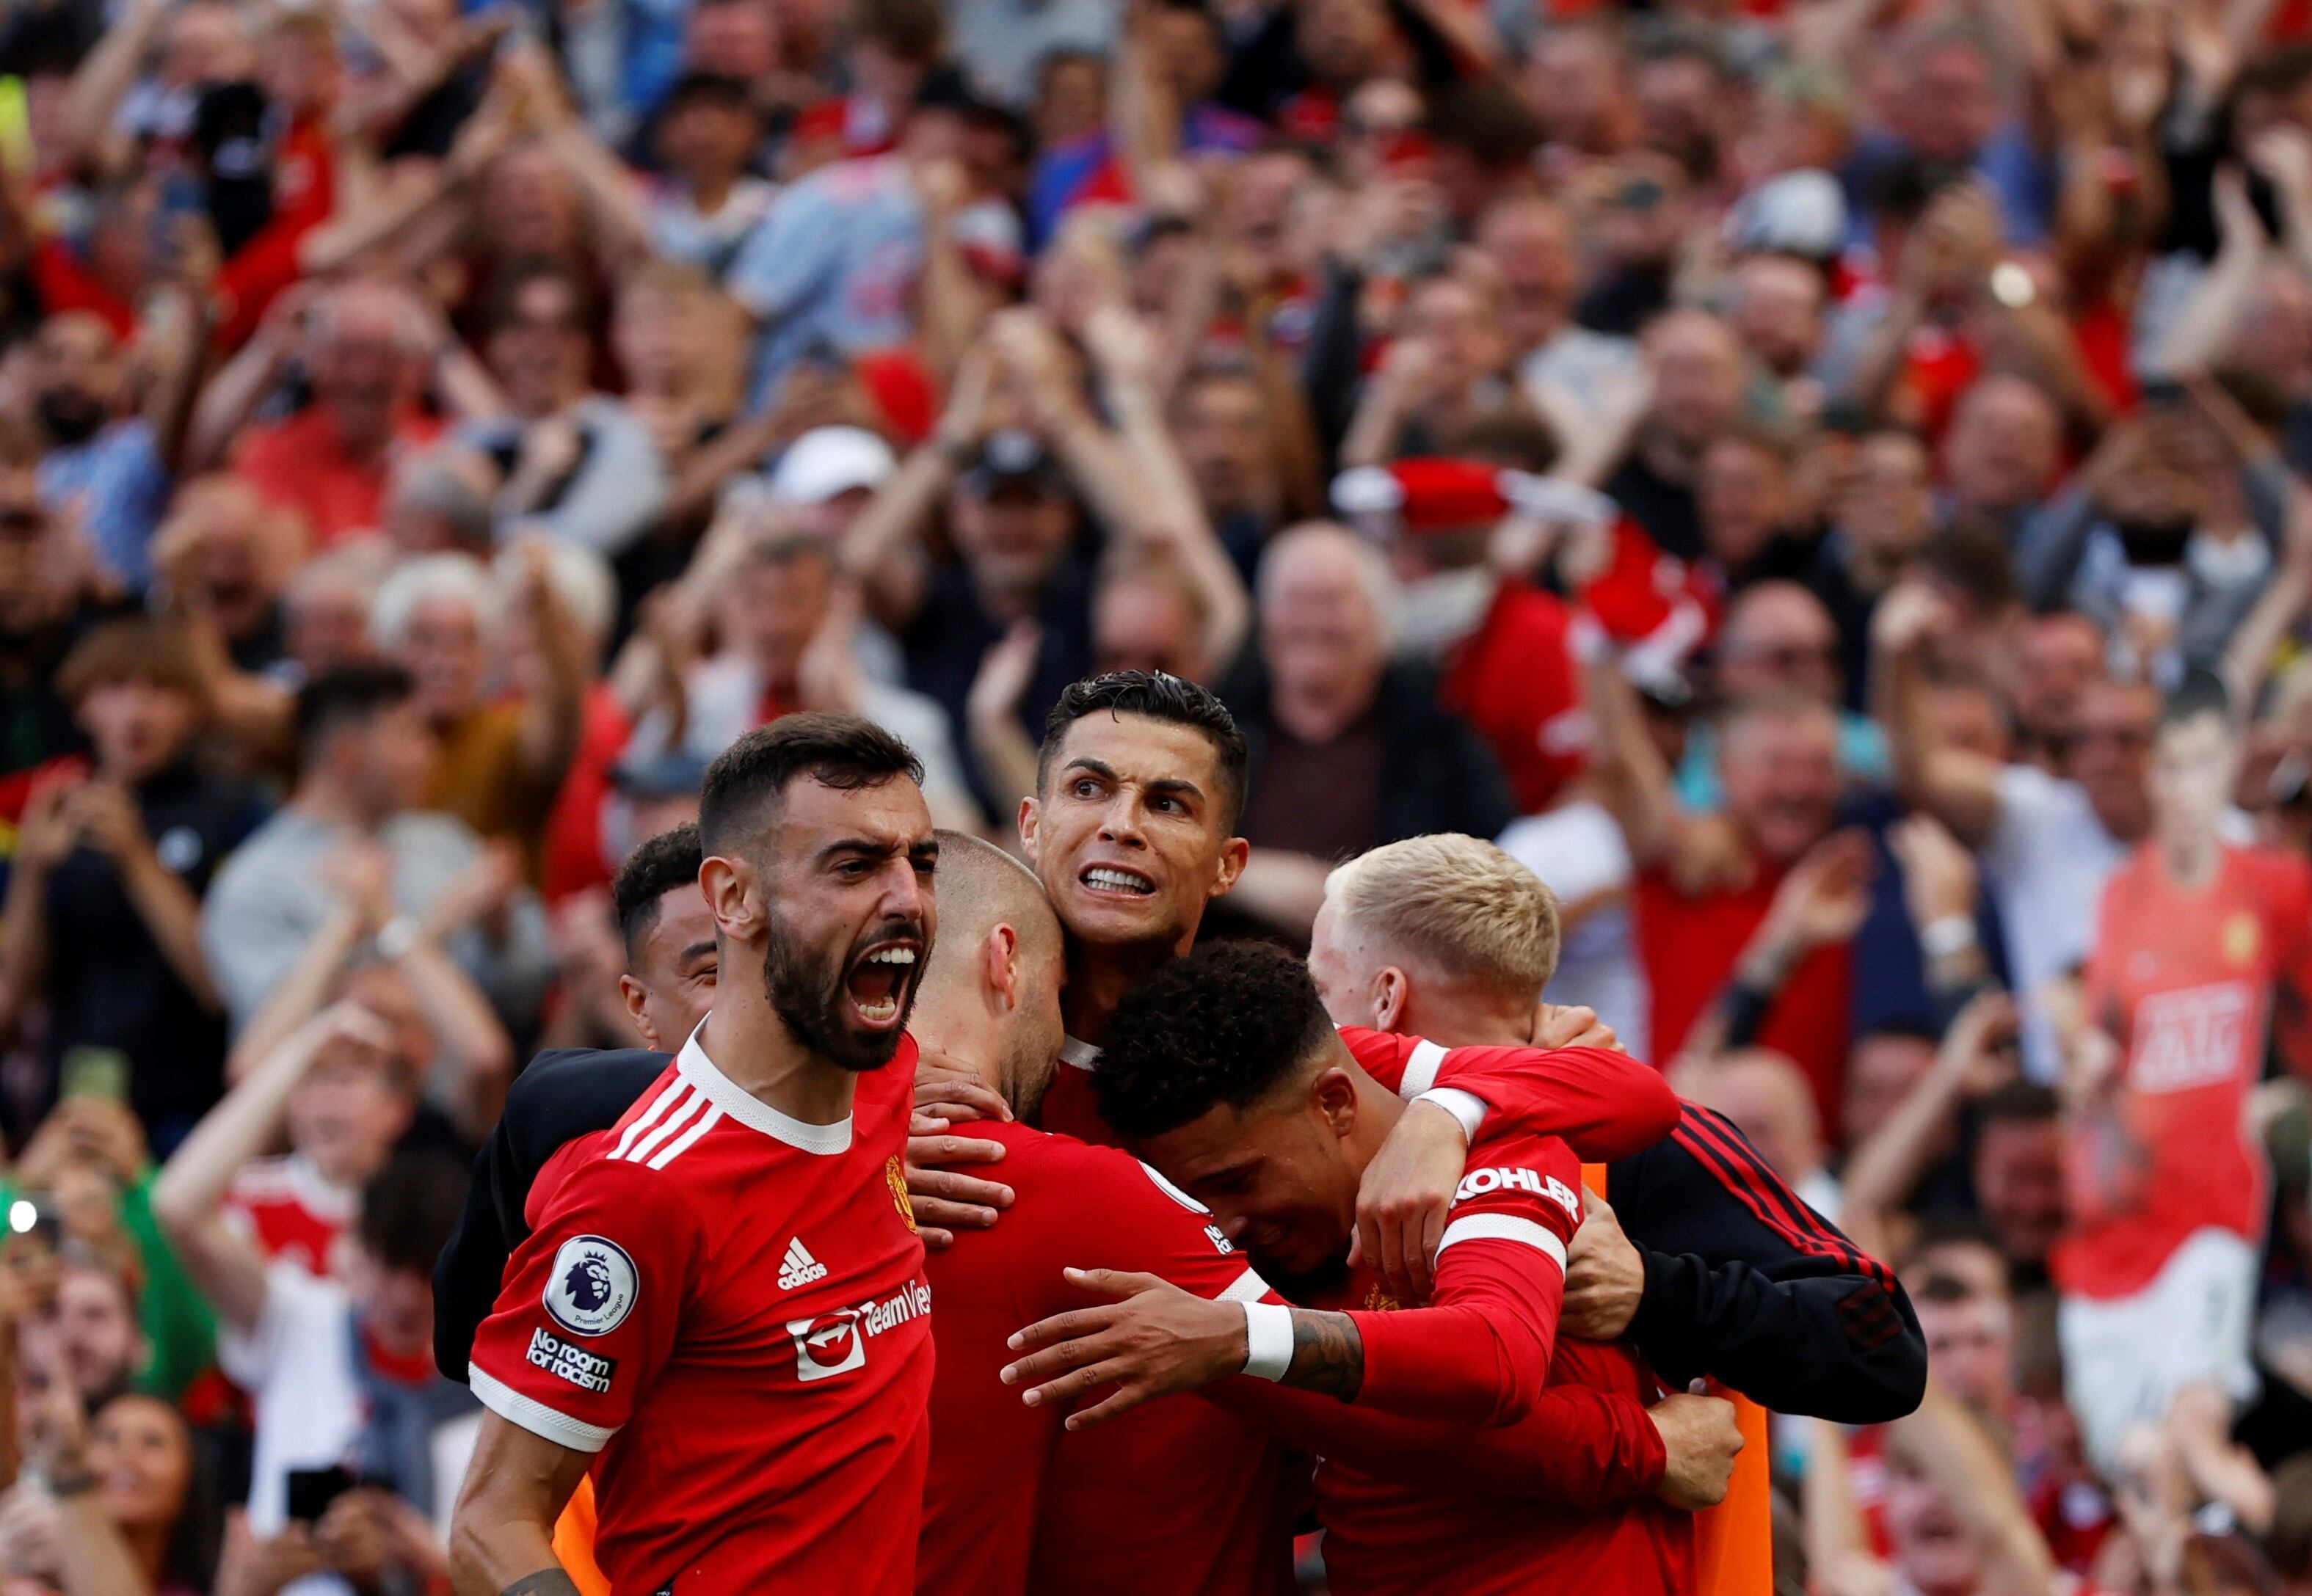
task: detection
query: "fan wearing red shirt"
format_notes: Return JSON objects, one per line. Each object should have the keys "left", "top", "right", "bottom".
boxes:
{"left": 1003, "top": 941, "right": 1698, "bottom": 1596}
{"left": 1580, "top": 626, "right": 1857, "bottom": 1129}
{"left": 1328, "top": 458, "right": 1599, "bottom": 814}
{"left": 449, "top": 714, "right": 941, "bottom": 1596}
{"left": 2055, "top": 672, "right": 2312, "bottom": 1475}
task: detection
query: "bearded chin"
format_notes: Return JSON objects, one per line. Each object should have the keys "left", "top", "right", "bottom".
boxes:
{"left": 761, "top": 928, "right": 912, "bottom": 1073}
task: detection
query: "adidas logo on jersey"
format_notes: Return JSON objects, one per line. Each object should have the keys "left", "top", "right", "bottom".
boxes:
{"left": 779, "top": 1237, "right": 829, "bottom": 1290}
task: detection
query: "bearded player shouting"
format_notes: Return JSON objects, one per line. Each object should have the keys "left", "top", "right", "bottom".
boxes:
{"left": 448, "top": 715, "right": 941, "bottom": 1596}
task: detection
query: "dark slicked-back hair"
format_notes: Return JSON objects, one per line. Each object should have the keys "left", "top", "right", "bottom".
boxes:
{"left": 1093, "top": 941, "right": 1334, "bottom": 1138}
{"left": 612, "top": 823, "right": 704, "bottom": 963}
{"left": 294, "top": 664, "right": 416, "bottom": 769}
{"left": 1039, "top": 671, "right": 1250, "bottom": 831}
{"left": 699, "top": 713, "right": 925, "bottom": 856}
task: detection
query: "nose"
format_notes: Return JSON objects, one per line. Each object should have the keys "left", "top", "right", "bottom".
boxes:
{"left": 1097, "top": 790, "right": 1149, "bottom": 850}
{"left": 1216, "top": 1211, "right": 1251, "bottom": 1245}
{"left": 875, "top": 855, "right": 930, "bottom": 926}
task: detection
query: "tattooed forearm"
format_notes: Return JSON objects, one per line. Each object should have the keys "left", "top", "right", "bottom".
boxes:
{"left": 1285, "top": 1309, "right": 1365, "bottom": 1400}
{"left": 500, "top": 1573, "right": 582, "bottom": 1596}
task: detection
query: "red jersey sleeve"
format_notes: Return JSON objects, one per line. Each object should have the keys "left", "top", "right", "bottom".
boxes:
{"left": 467, "top": 1150, "right": 707, "bottom": 1454}
{"left": 1345, "top": 1129, "right": 1585, "bottom": 1427}
{"left": 1342, "top": 1028, "right": 1679, "bottom": 1162}
{"left": 1213, "top": 1380, "right": 1665, "bottom": 1506}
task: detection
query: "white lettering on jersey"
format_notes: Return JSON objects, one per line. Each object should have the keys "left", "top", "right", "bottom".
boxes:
{"left": 1455, "top": 1167, "right": 1582, "bottom": 1225}
{"left": 527, "top": 1327, "right": 617, "bottom": 1393}
{"left": 2131, "top": 983, "right": 2257, "bottom": 1095}
{"left": 786, "top": 1279, "right": 932, "bottom": 1382}
{"left": 779, "top": 1236, "right": 829, "bottom": 1290}
{"left": 544, "top": 1236, "right": 639, "bottom": 1336}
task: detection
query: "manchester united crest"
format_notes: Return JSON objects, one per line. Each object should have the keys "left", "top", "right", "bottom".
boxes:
{"left": 886, "top": 1156, "right": 917, "bottom": 1233}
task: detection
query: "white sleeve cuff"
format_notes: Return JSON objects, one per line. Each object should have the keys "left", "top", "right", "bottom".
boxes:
{"left": 1414, "top": 1087, "right": 1488, "bottom": 1143}
{"left": 1241, "top": 1302, "right": 1294, "bottom": 1382}
{"left": 470, "top": 1365, "right": 619, "bottom": 1454}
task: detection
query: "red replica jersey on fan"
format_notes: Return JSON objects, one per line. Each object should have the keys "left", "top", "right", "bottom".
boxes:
{"left": 920, "top": 1120, "right": 1294, "bottom": 1596}
{"left": 2057, "top": 844, "right": 2312, "bottom": 1300}
{"left": 468, "top": 1029, "right": 931, "bottom": 1595}
{"left": 224, "top": 1154, "right": 355, "bottom": 1277}
{"left": 1439, "top": 579, "right": 1591, "bottom": 814}
{"left": 1312, "top": 1118, "right": 1693, "bottom": 1594}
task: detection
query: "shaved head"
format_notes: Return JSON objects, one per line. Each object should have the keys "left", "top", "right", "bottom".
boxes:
{"left": 923, "top": 831, "right": 1063, "bottom": 996}
{"left": 917, "top": 832, "right": 1067, "bottom": 1118}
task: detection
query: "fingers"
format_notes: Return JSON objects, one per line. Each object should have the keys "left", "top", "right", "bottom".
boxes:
{"left": 1415, "top": 1203, "right": 1445, "bottom": 1302}
{"left": 1001, "top": 1322, "right": 1120, "bottom": 1385}
{"left": 1005, "top": 1303, "right": 1120, "bottom": 1355}
{"left": 906, "top": 1166, "right": 1013, "bottom": 1211}
{"left": 909, "top": 1195, "right": 1001, "bottom": 1235}
{"left": 1375, "top": 1207, "right": 1411, "bottom": 1308}
{"left": 1062, "top": 1382, "right": 1156, "bottom": 1431}
{"left": 906, "top": 1133, "right": 1008, "bottom": 1169}
{"left": 1061, "top": 1267, "right": 1166, "bottom": 1300}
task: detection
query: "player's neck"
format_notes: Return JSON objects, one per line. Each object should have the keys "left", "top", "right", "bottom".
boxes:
{"left": 698, "top": 996, "right": 858, "bottom": 1125}
{"left": 1403, "top": 995, "right": 1532, "bottom": 1049}
{"left": 1060, "top": 936, "right": 1180, "bottom": 1044}
{"left": 900, "top": 1006, "right": 1003, "bottom": 1103}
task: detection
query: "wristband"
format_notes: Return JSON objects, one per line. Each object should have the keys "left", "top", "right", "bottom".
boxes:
{"left": 45, "top": 1469, "right": 95, "bottom": 1498}
{"left": 1241, "top": 1302, "right": 1294, "bottom": 1382}
{"left": 1413, "top": 1086, "right": 1487, "bottom": 1143}
{"left": 1919, "top": 915, "right": 1978, "bottom": 960}
{"left": 374, "top": 915, "right": 422, "bottom": 962}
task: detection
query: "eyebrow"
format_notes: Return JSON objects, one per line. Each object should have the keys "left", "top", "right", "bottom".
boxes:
{"left": 678, "top": 940, "right": 718, "bottom": 965}
{"left": 815, "top": 835, "right": 928, "bottom": 864}
{"left": 1063, "top": 758, "right": 1207, "bottom": 806}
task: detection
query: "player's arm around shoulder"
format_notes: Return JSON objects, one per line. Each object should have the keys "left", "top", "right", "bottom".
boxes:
{"left": 1345, "top": 1130, "right": 1588, "bottom": 1429}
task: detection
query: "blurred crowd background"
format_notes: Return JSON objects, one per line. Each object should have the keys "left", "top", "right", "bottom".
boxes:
{"left": 0, "top": 0, "right": 2307, "bottom": 1590}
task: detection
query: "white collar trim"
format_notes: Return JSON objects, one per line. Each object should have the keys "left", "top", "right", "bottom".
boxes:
{"left": 1059, "top": 1037, "right": 1102, "bottom": 1072}
{"left": 677, "top": 1021, "right": 854, "bottom": 1155}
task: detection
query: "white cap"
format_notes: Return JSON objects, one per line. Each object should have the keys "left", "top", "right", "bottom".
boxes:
{"left": 769, "top": 426, "right": 898, "bottom": 507}
{"left": 1723, "top": 169, "right": 1847, "bottom": 260}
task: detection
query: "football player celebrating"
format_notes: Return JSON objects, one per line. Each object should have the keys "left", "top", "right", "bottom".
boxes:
{"left": 449, "top": 715, "right": 940, "bottom": 1596}
{"left": 1004, "top": 941, "right": 1706, "bottom": 1594}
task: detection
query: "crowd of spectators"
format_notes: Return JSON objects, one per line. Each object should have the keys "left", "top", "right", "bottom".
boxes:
{"left": 0, "top": 0, "right": 2303, "bottom": 1589}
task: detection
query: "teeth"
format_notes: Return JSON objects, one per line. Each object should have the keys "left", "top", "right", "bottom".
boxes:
{"left": 1086, "top": 869, "right": 1154, "bottom": 894}
{"left": 866, "top": 948, "right": 916, "bottom": 965}
{"left": 854, "top": 995, "right": 899, "bottom": 1021}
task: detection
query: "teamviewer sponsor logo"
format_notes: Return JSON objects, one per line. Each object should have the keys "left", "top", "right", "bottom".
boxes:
{"left": 527, "top": 1327, "right": 618, "bottom": 1394}
{"left": 779, "top": 1236, "right": 828, "bottom": 1290}
{"left": 1455, "top": 1166, "right": 1583, "bottom": 1223}
{"left": 786, "top": 1280, "right": 933, "bottom": 1382}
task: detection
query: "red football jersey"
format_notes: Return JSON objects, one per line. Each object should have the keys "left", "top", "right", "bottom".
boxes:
{"left": 920, "top": 1121, "right": 1294, "bottom": 1596}
{"left": 2057, "top": 844, "right": 2312, "bottom": 1299}
{"left": 1438, "top": 579, "right": 1591, "bottom": 815}
{"left": 1311, "top": 1117, "right": 1694, "bottom": 1595}
{"left": 468, "top": 1030, "right": 931, "bottom": 1595}
{"left": 224, "top": 1154, "right": 355, "bottom": 1278}
{"left": 1634, "top": 861, "right": 1853, "bottom": 1133}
